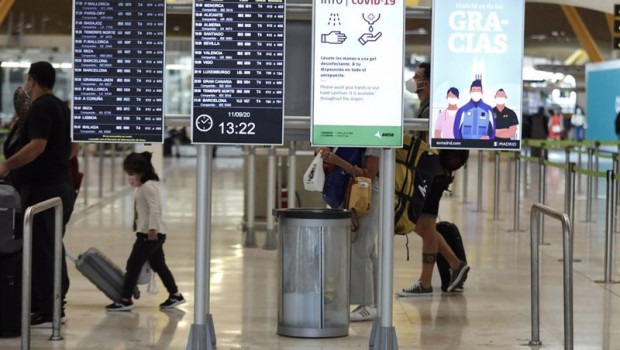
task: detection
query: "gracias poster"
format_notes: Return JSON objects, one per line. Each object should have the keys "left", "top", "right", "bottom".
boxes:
{"left": 429, "top": 0, "right": 524, "bottom": 150}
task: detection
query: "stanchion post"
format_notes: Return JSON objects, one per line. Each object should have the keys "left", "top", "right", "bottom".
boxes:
{"left": 614, "top": 153, "right": 620, "bottom": 233}
{"left": 493, "top": 151, "right": 500, "bottom": 221}
{"left": 462, "top": 163, "right": 468, "bottom": 203}
{"left": 586, "top": 148, "right": 594, "bottom": 222}
{"left": 276, "top": 155, "right": 283, "bottom": 209}
{"left": 245, "top": 146, "right": 257, "bottom": 247}
{"left": 513, "top": 153, "right": 521, "bottom": 231}
{"left": 263, "top": 147, "right": 277, "bottom": 250}
{"left": 577, "top": 145, "right": 583, "bottom": 193}
{"left": 603, "top": 170, "right": 616, "bottom": 283}
{"left": 111, "top": 145, "right": 116, "bottom": 192}
{"left": 595, "top": 141, "right": 601, "bottom": 198}
{"left": 538, "top": 150, "right": 546, "bottom": 245}
{"left": 98, "top": 144, "right": 104, "bottom": 198}
{"left": 569, "top": 163, "right": 576, "bottom": 232}
{"left": 476, "top": 150, "right": 483, "bottom": 212}
{"left": 287, "top": 141, "right": 296, "bottom": 208}
{"left": 82, "top": 145, "right": 89, "bottom": 206}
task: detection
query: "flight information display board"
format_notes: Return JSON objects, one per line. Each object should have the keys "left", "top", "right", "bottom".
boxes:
{"left": 72, "top": 0, "right": 166, "bottom": 143}
{"left": 192, "top": 0, "right": 285, "bottom": 145}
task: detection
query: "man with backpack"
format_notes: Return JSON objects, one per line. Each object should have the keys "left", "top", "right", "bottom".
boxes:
{"left": 397, "top": 62, "right": 470, "bottom": 296}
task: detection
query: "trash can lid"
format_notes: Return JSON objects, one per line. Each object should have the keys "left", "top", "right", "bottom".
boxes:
{"left": 274, "top": 208, "right": 352, "bottom": 219}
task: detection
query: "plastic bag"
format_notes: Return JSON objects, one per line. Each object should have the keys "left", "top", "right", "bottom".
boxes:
{"left": 303, "top": 151, "right": 325, "bottom": 191}
{"left": 137, "top": 261, "right": 153, "bottom": 285}
{"left": 147, "top": 274, "right": 159, "bottom": 295}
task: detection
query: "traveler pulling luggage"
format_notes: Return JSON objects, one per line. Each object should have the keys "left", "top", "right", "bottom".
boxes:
{"left": 66, "top": 248, "right": 140, "bottom": 302}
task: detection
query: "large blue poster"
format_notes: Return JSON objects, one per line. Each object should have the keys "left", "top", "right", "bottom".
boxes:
{"left": 585, "top": 61, "right": 620, "bottom": 141}
{"left": 429, "top": 0, "right": 524, "bottom": 150}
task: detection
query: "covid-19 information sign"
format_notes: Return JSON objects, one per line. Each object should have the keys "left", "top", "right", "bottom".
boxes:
{"left": 311, "top": 0, "right": 405, "bottom": 147}
{"left": 429, "top": 0, "right": 524, "bottom": 150}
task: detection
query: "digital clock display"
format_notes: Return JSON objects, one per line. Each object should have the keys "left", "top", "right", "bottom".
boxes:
{"left": 191, "top": 0, "right": 285, "bottom": 145}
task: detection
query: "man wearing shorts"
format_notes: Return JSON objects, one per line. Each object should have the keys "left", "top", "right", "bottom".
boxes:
{"left": 396, "top": 62, "right": 470, "bottom": 296}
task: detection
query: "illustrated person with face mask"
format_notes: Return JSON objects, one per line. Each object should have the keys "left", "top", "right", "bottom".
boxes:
{"left": 106, "top": 152, "right": 185, "bottom": 311}
{"left": 453, "top": 79, "right": 495, "bottom": 140}
{"left": 492, "top": 89, "right": 519, "bottom": 140}
{"left": 434, "top": 87, "right": 459, "bottom": 139}
{"left": 0, "top": 62, "right": 75, "bottom": 327}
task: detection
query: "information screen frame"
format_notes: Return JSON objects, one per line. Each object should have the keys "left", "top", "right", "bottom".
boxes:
{"left": 310, "top": 0, "right": 405, "bottom": 148}
{"left": 71, "top": 0, "right": 167, "bottom": 144}
{"left": 429, "top": 0, "right": 525, "bottom": 151}
{"left": 191, "top": 0, "right": 286, "bottom": 146}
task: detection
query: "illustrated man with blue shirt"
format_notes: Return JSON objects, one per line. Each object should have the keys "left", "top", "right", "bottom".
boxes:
{"left": 453, "top": 79, "right": 495, "bottom": 140}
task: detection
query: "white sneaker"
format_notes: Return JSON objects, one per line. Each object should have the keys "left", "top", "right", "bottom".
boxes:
{"left": 350, "top": 305, "right": 377, "bottom": 322}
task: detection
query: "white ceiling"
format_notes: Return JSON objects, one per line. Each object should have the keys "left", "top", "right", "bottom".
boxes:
{"left": 418, "top": 0, "right": 615, "bottom": 14}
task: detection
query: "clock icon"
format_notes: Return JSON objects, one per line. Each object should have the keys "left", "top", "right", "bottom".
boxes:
{"left": 195, "top": 114, "right": 213, "bottom": 132}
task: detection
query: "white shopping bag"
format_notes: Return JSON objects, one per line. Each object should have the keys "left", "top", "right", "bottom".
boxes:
{"left": 303, "top": 151, "right": 325, "bottom": 192}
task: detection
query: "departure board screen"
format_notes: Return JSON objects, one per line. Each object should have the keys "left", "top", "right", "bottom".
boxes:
{"left": 192, "top": 0, "right": 285, "bottom": 145}
{"left": 72, "top": 0, "right": 166, "bottom": 143}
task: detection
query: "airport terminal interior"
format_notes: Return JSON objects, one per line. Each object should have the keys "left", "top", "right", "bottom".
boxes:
{"left": 1, "top": 0, "right": 620, "bottom": 349}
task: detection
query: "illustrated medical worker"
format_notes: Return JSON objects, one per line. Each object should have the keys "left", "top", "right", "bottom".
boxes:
{"left": 434, "top": 87, "right": 459, "bottom": 139}
{"left": 453, "top": 79, "right": 495, "bottom": 140}
{"left": 492, "top": 89, "right": 519, "bottom": 140}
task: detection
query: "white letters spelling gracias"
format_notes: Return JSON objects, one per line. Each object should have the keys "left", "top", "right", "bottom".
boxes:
{"left": 448, "top": 11, "right": 508, "bottom": 54}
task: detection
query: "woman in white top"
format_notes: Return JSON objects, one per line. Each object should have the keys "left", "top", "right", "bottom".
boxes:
{"left": 106, "top": 152, "right": 185, "bottom": 311}
{"left": 434, "top": 87, "right": 460, "bottom": 139}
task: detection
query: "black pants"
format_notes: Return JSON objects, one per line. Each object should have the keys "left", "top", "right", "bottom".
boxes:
{"left": 122, "top": 233, "right": 178, "bottom": 299}
{"left": 26, "top": 183, "right": 75, "bottom": 317}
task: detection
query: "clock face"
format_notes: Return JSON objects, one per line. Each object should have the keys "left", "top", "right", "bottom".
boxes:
{"left": 195, "top": 114, "right": 213, "bottom": 132}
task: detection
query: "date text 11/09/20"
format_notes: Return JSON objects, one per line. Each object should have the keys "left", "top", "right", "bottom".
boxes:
{"left": 219, "top": 121, "right": 256, "bottom": 135}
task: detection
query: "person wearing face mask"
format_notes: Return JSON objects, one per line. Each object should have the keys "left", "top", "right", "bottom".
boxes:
{"left": 571, "top": 106, "right": 586, "bottom": 141}
{"left": 0, "top": 62, "right": 75, "bottom": 327}
{"left": 434, "top": 87, "right": 459, "bottom": 139}
{"left": 453, "top": 79, "right": 495, "bottom": 140}
{"left": 106, "top": 152, "right": 185, "bottom": 311}
{"left": 492, "top": 89, "right": 519, "bottom": 141}
{"left": 405, "top": 62, "right": 431, "bottom": 140}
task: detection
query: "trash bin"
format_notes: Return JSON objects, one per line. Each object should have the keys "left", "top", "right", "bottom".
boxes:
{"left": 275, "top": 208, "right": 351, "bottom": 338}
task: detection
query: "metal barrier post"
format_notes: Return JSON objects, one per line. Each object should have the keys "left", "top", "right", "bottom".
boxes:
{"left": 462, "top": 163, "right": 468, "bottom": 203}
{"left": 82, "top": 145, "right": 89, "bottom": 205}
{"left": 494, "top": 151, "right": 500, "bottom": 221}
{"left": 263, "top": 147, "right": 277, "bottom": 250}
{"left": 529, "top": 203, "right": 573, "bottom": 349}
{"left": 276, "top": 155, "right": 283, "bottom": 209}
{"left": 524, "top": 147, "right": 529, "bottom": 192}
{"left": 586, "top": 148, "right": 594, "bottom": 222}
{"left": 477, "top": 150, "right": 483, "bottom": 212}
{"left": 538, "top": 150, "right": 546, "bottom": 245}
{"left": 245, "top": 146, "right": 257, "bottom": 247}
{"left": 603, "top": 170, "right": 616, "bottom": 283}
{"left": 111, "top": 145, "right": 116, "bottom": 192}
{"left": 595, "top": 142, "right": 601, "bottom": 198}
{"left": 577, "top": 146, "right": 583, "bottom": 194}
{"left": 21, "top": 197, "right": 64, "bottom": 349}
{"left": 98, "top": 144, "right": 104, "bottom": 198}
{"left": 565, "top": 163, "right": 576, "bottom": 234}
{"left": 513, "top": 153, "right": 521, "bottom": 231}
{"left": 287, "top": 141, "right": 296, "bottom": 208}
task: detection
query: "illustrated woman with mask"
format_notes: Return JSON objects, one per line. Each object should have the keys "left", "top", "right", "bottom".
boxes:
{"left": 453, "top": 79, "right": 495, "bottom": 140}
{"left": 434, "top": 87, "right": 459, "bottom": 139}
{"left": 106, "top": 152, "right": 185, "bottom": 311}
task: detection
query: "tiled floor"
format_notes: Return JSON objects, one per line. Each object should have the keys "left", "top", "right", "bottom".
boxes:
{"left": 1, "top": 149, "right": 620, "bottom": 349}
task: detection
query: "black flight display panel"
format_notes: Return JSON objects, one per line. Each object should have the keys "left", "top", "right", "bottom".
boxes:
{"left": 72, "top": 0, "right": 166, "bottom": 143}
{"left": 192, "top": 0, "right": 285, "bottom": 145}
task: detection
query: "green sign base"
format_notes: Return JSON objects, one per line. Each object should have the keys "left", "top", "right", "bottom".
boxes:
{"left": 312, "top": 125, "right": 403, "bottom": 147}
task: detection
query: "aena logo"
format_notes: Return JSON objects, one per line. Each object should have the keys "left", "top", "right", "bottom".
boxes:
{"left": 375, "top": 131, "right": 395, "bottom": 138}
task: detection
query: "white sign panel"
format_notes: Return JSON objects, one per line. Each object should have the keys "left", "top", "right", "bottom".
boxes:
{"left": 312, "top": 0, "right": 405, "bottom": 147}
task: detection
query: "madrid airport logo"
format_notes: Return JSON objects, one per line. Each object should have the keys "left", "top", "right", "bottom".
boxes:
{"left": 375, "top": 131, "right": 395, "bottom": 139}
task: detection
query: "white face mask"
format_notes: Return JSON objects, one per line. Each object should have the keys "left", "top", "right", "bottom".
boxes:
{"left": 128, "top": 175, "right": 141, "bottom": 188}
{"left": 495, "top": 97, "right": 506, "bottom": 105}
{"left": 447, "top": 97, "right": 459, "bottom": 106}
{"left": 471, "top": 92, "right": 482, "bottom": 102}
{"left": 405, "top": 78, "right": 417, "bottom": 94}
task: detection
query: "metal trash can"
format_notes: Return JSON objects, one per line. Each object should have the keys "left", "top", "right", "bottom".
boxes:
{"left": 275, "top": 208, "right": 351, "bottom": 338}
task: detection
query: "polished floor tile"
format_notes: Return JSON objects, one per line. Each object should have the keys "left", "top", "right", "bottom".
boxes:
{"left": 1, "top": 149, "right": 619, "bottom": 349}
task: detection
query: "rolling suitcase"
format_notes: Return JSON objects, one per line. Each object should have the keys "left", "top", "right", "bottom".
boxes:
{"left": 436, "top": 221, "right": 467, "bottom": 292}
{"left": 67, "top": 248, "right": 140, "bottom": 301}
{"left": 0, "top": 251, "right": 21, "bottom": 337}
